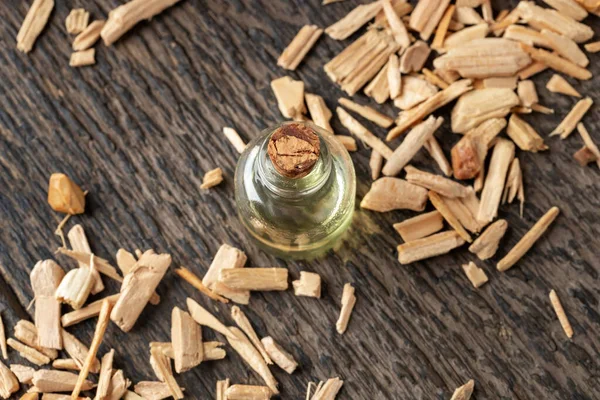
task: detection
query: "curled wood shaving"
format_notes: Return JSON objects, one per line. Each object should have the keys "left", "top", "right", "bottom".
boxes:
{"left": 223, "top": 127, "right": 247, "bottom": 154}
{"left": 520, "top": 44, "right": 591, "bottom": 80}
{"left": 201, "top": 168, "right": 224, "bottom": 189}
{"left": 469, "top": 219, "right": 508, "bottom": 260}
{"left": 550, "top": 97, "right": 593, "bottom": 139}
{"left": 231, "top": 306, "right": 271, "bottom": 365}
{"left": 397, "top": 231, "right": 466, "bottom": 264}
{"left": 369, "top": 150, "right": 384, "bottom": 180}
{"left": 393, "top": 210, "right": 444, "bottom": 242}
{"left": 219, "top": 268, "right": 288, "bottom": 291}
{"left": 61, "top": 294, "right": 120, "bottom": 327}
{"left": 292, "top": 271, "right": 322, "bottom": 298}
{"left": 507, "top": 114, "right": 548, "bottom": 152}
{"left": 278, "top": 25, "right": 323, "bottom": 71}
{"left": 461, "top": 262, "right": 488, "bottom": 288}
{"left": 477, "top": 139, "right": 515, "bottom": 224}
{"left": 450, "top": 379, "right": 474, "bottom": 400}
{"left": 73, "top": 20, "right": 105, "bottom": 51}
{"left": 549, "top": 289, "right": 574, "bottom": 338}
{"left": 325, "top": 1, "right": 383, "bottom": 40}
{"left": 545, "top": 74, "right": 581, "bottom": 97}
{"left": 336, "top": 283, "right": 356, "bottom": 334}
{"left": 65, "top": 9, "right": 89, "bottom": 35}
{"left": 305, "top": 94, "right": 333, "bottom": 133}
{"left": 497, "top": 206, "right": 560, "bottom": 271}
{"left": 0, "top": 360, "right": 19, "bottom": 399}
{"left": 16, "top": 0, "right": 54, "bottom": 53}
{"left": 577, "top": 123, "right": 600, "bottom": 168}
{"left": 361, "top": 177, "right": 428, "bottom": 212}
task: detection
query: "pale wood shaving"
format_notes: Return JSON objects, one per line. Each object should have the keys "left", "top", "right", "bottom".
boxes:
{"left": 111, "top": 251, "right": 171, "bottom": 332}
{"left": 469, "top": 219, "right": 508, "bottom": 260}
{"left": 517, "top": 80, "right": 538, "bottom": 107}
{"left": 325, "top": 1, "right": 383, "bottom": 40}
{"left": 451, "top": 88, "right": 519, "bottom": 133}
{"left": 382, "top": 0, "right": 410, "bottom": 49}
{"left": 520, "top": 44, "right": 591, "bottom": 80}
{"left": 172, "top": 307, "right": 203, "bottom": 373}
{"left": 218, "top": 268, "right": 288, "bottom": 291}
{"left": 216, "top": 379, "right": 230, "bottom": 400}
{"left": 544, "top": 0, "right": 588, "bottom": 19}
{"left": 338, "top": 99, "right": 394, "bottom": 129}
{"left": 202, "top": 244, "right": 249, "bottom": 304}
{"left": 305, "top": 94, "right": 333, "bottom": 133}
{"left": 361, "top": 177, "right": 428, "bottom": 212}
{"left": 70, "top": 49, "right": 96, "bottom": 67}
{"left": 424, "top": 136, "right": 452, "bottom": 176}
{"left": 55, "top": 263, "right": 96, "bottom": 311}
{"left": 73, "top": 20, "right": 105, "bottom": 51}
{"left": 405, "top": 165, "right": 469, "bottom": 198}
{"left": 149, "top": 347, "right": 184, "bottom": 400}
{"left": 311, "top": 377, "right": 343, "bottom": 400}
{"left": 271, "top": 76, "right": 306, "bottom": 119}
{"left": 481, "top": 76, "right": 518, "bottom": 89}
{"left": 95, "top": 349, "right": 114, "bottom": 400}
{"left": 541, "top": 29, "right": 589, "bottom": 67}
{"left": 546, "top": 74, "right": 581, "bottom": 97}
{"left": 10, "top": 365, "right": 35, "bottom": 385}
{"left": 441, "top": 23, "right": 489, "bottom": 52}
{"left": 550, "top": 97, "right": 593, "bottom": 139}
{"left": 0, "top": 315, "right": 6, "bottom": 360}
{"left": 400, "top": 41, "right": 431, "bottom": 73}
{"left": 336, "top": 107, "right": 393, "bottom": 159}
{"left": 116, "top": 249, "right": 160, "bottom": 305}
{"left": 549, "top": 289, "right": 574, "bottom": 338}
{"left": 101, "top": 0, "right": 182, "bottom": 46}
{"left": 507, "top": 113, "right": 548, "bottom": 152}
{"left": 431, "top": 5, "right": 455, "bottom": 50}
{"left": 62, "top": 328, "right": 100, "bottom": 374}
{"left": 13, "top": 321, "right": 57, "bottom": 360}
{"left": 584, "top": 41, "right": 600, "bottom": 52}
{"left": 577, "top": 123, "right": 600, "bottom": 168}
{"left": 409, "top": 0, "right": 451, "bottom": 40}
{"left": 336, "top": 283, "right": 356, "bottom": 334}
{"left": 518, "top": 61, "right": 548, "bottom": 80}
{"left": 68, "top": 225, "right": 104, "bottom": 295}
{"left": 278, "top": 25, "right": 323, "bottom": 70}
{"left": 56, "top": 248, "right": 123, "bottom": 283}
{"left": 31, "top": 260, "right": 64, "bottom": 350}
{"left": 107, "top": 370, "right": 130, "bottom": 400}
{"left": 17, "top": 0, "right": 54, "bottom": 53}
{"left": 394, "top": 75, "right": 439, "bottom": 111}
{"left": 462, "top": 262, "right": 488, "bottom": 288}
{"left": 375, "top": 0, "right": 414, "bottom": 26}
{"left": 335, "top": 135, "right": 357, "bottom": 151}
{"left": 225, "top": 384, "right": 272, "bottom": 400}
{"left": 502, "top": 158, "right": 525, "bottom": 216}
{"left": 497, "top": 206, "right": 560, "bottom": 271}
{"left": 364, "top": 61, "right": 390, "bottom": 104}
{"left": 448, "top": 20, "right": 465, "bottom": 31}
{"left": 477, "top": 139, "right": 515, "bottom": 224}
{"left": 450, "top": 379, "right": 475, "bottom": 400}
{"left": 422, "top": 68, "right": 449, "bottom": 89}
{"left": 201, "top": 167, "right": 224, "bottom": 189}
{"left": 292, "top": 272, "right": 322, "bottom": 298}
{"left": 149, "top": 343, "right": 172, "bottom": 381}
{"left": 387, "top": 54, "right": 402, "bottom": 99}
{"left": 65, "top": 9, "right": 89, "bottom": 35}
{"left": 441, "top": 191, "right": 483, "bottom": 234}
{"left": 481, "top": 0, "right": 493, "bottom": 21}
{"left": 223, "top": 127, "right": 247, "bottom": 154}
{"left": 531, "top": 104, "right": 554, "bottom": 114}
{"left": 388, "top": 80, "right": 472, "bottom": 140}
{"left": 259, "top": 337, "right": 297, "bottom": 375}
{"left": 503, "top": 25, "right": 553, "bottom": 48}
{"left": 516, "top": 1, "right": 593, "bottom": 43}
{"left": 175, "top": 267, "right": 228, "bottom": 303}
{"left": 397, "top": 231, "right": 465, "bottom": 264}
{"left": 227, "top": 327, "right": 279, "bottom": 394}
{"left": 454, "top": 7, "right": 483, "bottom": 25}
{"left": 393, "top": 211, "right": 444, "bottom": 242}
{"left": 32, "top": 370, "right": 93, "bottom": 393}
{"left": 61, "top": 294, "right": 120, "bottom": 327}
{"left": 429, "top": 191, "right": 472, "bottom": 242}
{"left": 7, "top": 339, "right": 50, "bottom": 366}
{"left": 0, "top": 360, "right": 19, "bottom": 399}
{"left": 186, "top": 298, "right": 237, "bottom": 339}
{"left": 231, "top": 306, "right": 271, "bottom": 365}
{"left": 52, "top": 359, "right": 79, "bottom": 371}
{"left": 134, "top": 381, "right": 184, "bottom": 400}
{"left": 369, "top": 150, "right": 384, "bottom": 180}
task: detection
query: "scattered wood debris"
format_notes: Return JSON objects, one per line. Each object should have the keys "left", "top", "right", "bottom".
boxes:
{"left": 576, "top": 123, "right": 600, "bottom": 169}
{"left": 0, "top": 360, "right": 19, "bottom": 399}
{"left": 0, "top": 314, "right": 6, "bottom": 360}
{"left": 172, "top": 307, "right": 203, "bottom": 373}
{"left": 382, "top": 0, "right": 410, "bottom": 49}
{"left": 6, "top": 338, "right": 50, "bottom": 366}
{"left": 429, "top": 191, "right": 472, "bottom": 242}
{"left": 219, "top": 268, "right": 288, "bottom": 291}
{"left": 502, "top": 158, "right": 525, "bottom": 216}
{"left": 516, "top": 1, "right": 593, "bottom": 43}
{"left": 405, "top": 165, "right": 469, "bottom": 198}
{"left": 51, "top": 359, "right": 79, "bottom": 371}
{"left": 517, "top": 80, "right": 538, "bottom": 108}
{"left": 450, "top": 379, "right": 475, "bottom": 400}
{"left": 305, "top": 94, "right": 333, "bottom": 133}
{"left": 261, "top": 337, "right": 297, "bottom": 374}
{"left": 325, "top": 1, "right": 383, "bottom": 40}
{"left": 62, "top": 328, "right": 100, "bottom": 374}
{"left": 10, "top": 364, "right": 35, "bottom": 385}
{"left": 202, "top": 244, "right": 249, "bottom": 304}
{"left": 394, "top": 75, "right": 438, "bottom": 111}
{"left": 73, "top": 20, "right": 105, "bottom": 51}
{"left": 47, "top": 173, "right": 85, "bottom": 215}
{"left": 70, "top": 49, "right": 96, "bottom": 67}
{"left": 546, "top": 74, "right": 581, "bottom": 98}
{"left": 336, "top": 283, "right": 356, "bottom": 334}
{"left": 469, "top": 219, "right": 508, "bottom": 260}
{"left": 451, "top": 88, "right": 519, "bottom": 133}
{"left": 107, "top": 369, "right": 131, "bottom": 400}
{"left": 364, "top": 61, "right": 390, "bottom": 104}
{"left": 497, "top": 206, "right": 560, "bottom": 271}
{"left": 227, "top": 327, "right": 279, "bottom": 394}
{"left": 400, "top": 41, "right": 431, "bottom": 73}
{"left": 424, "top": 137, "right": 452, "bottom": 176}
{"left": 393, "top": 211, "right": 444, "bottom": 242}
{"left": 200, "top": 167, "right": 224, "bottom": 189}
{"left": 507, "top": 114, "right": 548, "bottom": 152}
{"left": 549, "top": 289, "right": 574, "bottom": 338}
{"left": 369, "top": 150, "right": 384, "bottom": 180}
{"left": 477, "top": 139, "right": 515, "bottom": 224}
{"left": 541, "top": 30, "right": 589, "bottom": 68}
{"left": 336, "top": 107, "right": 393, "bottom": 158}
{"left": 271, "top": 76, "right": 306, "bottom": 119}
{"left": 462, "top": 262, "right": 488, "bottom": 288}
{"left": 149, "top": 346, "right": 185, "bottom": 400}
{"left": 584, "top": 41, "right": 600, "bottom": 53}
{"left": 31, "top": 260, "right": 64, "bottom": 350}
{"left": 292, "top": 272, "right": 322, "bottom": 298}
{"left": 65, "top": 9, "right": 89, "bottom": 35}
{"left": 223, "top": 127, "right": 247, "bottom": 154}
{"left": 216, "top": 379, "right": 230, "bottom": 400}
{"left": 111, "top": 251, "right": 171, "bottom": 332}
{"left": 409, "top": 0, "right": 451, "bottom": 40}
{"left": 32, "top": 370, "right": 93, "bottom": 393}
{"left": 61, "top": 294, "right": 120, "bottom": 328}
{"left": 96, "top": 349, "right": 115, "bottom": 400}
{"left": 398, "top": 230, "right": 466, "bottom": 264}
{"left": 186, "top": 298, "right": 236, "bottom": 339}
{"left": 550, "top": 97, "right": 593, "bottom": 139}
{"left": 311, "top": 377, "right": 344, "bottom": 400}
{"left": 361, "top": 177, "right": 428, "bottom": 212}
{"left": 431, "top": 5, "right": 455, "bottom": 50}
{"left": 278, "top": 25, "right": 323, "bottom": 70}
{"left": 231, "top": 306, "right": 271, "bottom": 365}
{"left": 520, "top": 44, "right": 591, "bottom": 81}
{"left": 101, "top": 0, "right": 183, "bottom": 46}
{"left": 422, "top": 68, "right": 449, "bottom": 89}
{"left": 16, "top": 0, "right": 54, "bottom": 53}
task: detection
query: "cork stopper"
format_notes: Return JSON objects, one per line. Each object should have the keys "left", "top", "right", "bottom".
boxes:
{"left": 267, "top": 123, "right": 321, "bottom": 179}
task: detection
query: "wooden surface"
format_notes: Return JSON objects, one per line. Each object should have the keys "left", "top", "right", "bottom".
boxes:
{"left": 0, "top": 1, "right": 599, "bottom": 399}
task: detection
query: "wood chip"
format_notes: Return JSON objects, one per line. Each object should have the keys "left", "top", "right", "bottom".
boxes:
{"left": 451, "top": 88, "right": 519, "bottom": 133}
{"left": 292, "top": 272, "right": 322, "bottom": 298}
{"left": 55, "top": 263, "right": 96, "bottom": 311}
{"left": 397, "top": 230, "right": 465, "bottom": 264}
{"left": 518, "top": 61, "right": 548, "bottom": 80}
{"left": 550, "top": 97, "right": 593, "bottom": 139}
{"left": 116, "top": 250, "right": 159, "bottom": 305}
{"left": 171, "top": 307, "right": 203, "bottom": 373}
{"left": 454, "top": 7, "right": 483, "bottom": 25}
{"left": 448, "top": 20, "right": 465, "bottom": 31}
{"left": 364, "top": 61, "right": 390, "bottom": 104}
{"left": 278, "top": 25, "right": 323, "bottom": 70}
{"left": 450, "top": 379, "right": 474, "bottom": 400}
{"left": 502, "top": 158, "right": 525, "bottom": 216}
{"left": 422, "top": 68, "right": 449, "bottom": 90}
{"left": 200, "top": 167, "right": 223, "bottom": 189}
{"left": 429, "top": 191, "right": 472, "bottom": 242}
{"left": 516, "top": 1, "right": 593, "bottom": 43}
{"left": 14, "top": 320, "right": 57, "bottom": 361}
{"left": 336, "top": 109, "right": 393, "bottom": 160}
{"left": 70, "top": 49, "right": 96, "bottom": 67}
{"left": 271, "top": 76, "right": 306, "bottom": 119}
{"left": 65, "top": 9, "right": 89, "bottom": 35}
{"left": 311, "top": 377, "right": 344, "bottom": 400}
{"left": 10, "top": 365, "right": 35, "bottom": 385}
{"left": 62, "top": 328, "right": 102, "bottom": 375}
{"left": 393, "top": 76, "right": 438, "bottom": 110}
{"left": 520, "top": 44, "right": 591, "bottom": 80}
{"left": 584, "top": 41, "right": 600, "bottom": 52}
{"left": 393, "top": 211, "right": 444, "bottom": 242}
{"left": 384, "top": 116, "right": 444, "bottom": 174}
{"left": 101, "top": 0, "right": 182, "bottom": 45}
{"left": 61, "top": 294, "right": 120, "bottom": 328}
{"left": 375, "top": 0, "right": 414, "bottom": 25}
{"left": 335, "top": 136, "right": 357, "bottom": 151}
{"left": 227, "top": 327, "right": 279, "bottom": 394}
{"left": 16, "top": 0, "right": 54, "bottom": 53}
{"left": 223, "top": 127, "right": 247, "bottom": 154}
{"left": 405, "top": 165, "right": 469, "bottom": 198}
{"left": 226, "top": 385, "right": 272, "bottom": 400}
{"left": 336, "top": 283, "right": 356, "bottom": 334}
{"left": 400, "top": 42, "right": 431, "bottom": 75}
{"left": 541, "top": 29, "right": 589, "bottom": 68}
{"left": 382, "top": 0, "right": 410, "bottom": 49}
{"left": 387, "top": 54, "right": 402, "bottom": 99}
{"left": 0, "top": 360, "right": 19, "bottom": 399}
{"left": 147, "top": 348, "right": 184, "bottom": 400}
{"left": 369, "top": 150, "right": 384, "bottom": 180}
{"left": 531, "top": 104, "right": 554, "bottom": 114}
{"left": 107, "top": 370, "right": 130, "bottom": 400}
{"left": 52, "top": 359, "right": 79, "bottom": 371}
{"left": 431, "top": 5, "right": 455, "bottom": 50}
{"left": 71, "top": 299, "right": 112, "bottom": 399}
{"left": 477, "top": 139, "right": 515, "bottom": 224}
{"left": 47, "top": 174, "right": 85, "bottom": 215}
{"left": 0, "top": 315, "right": 5, "bottom": 361}
{"left": 216, "top": 379, "right": 229, "bottom": 400}
{"left": 134, "top": 381, "right": 183, "bottom": 400}
{"left": 576, "top": 123, "right": 600, "bottom": 168}
{"left": 202, "top": 244, "right": 249, "bottom": 304}
{"left": 175, "top": 267, "right": 228, "bottom": 303}
{"left": 424, "top": 137, "right": 452, "bottom": 176}
{"left": 186, "top": 298, "right": 236, "bottom": 339}
{"left": 231, "top": 306, "right": 271, "bottom": 365}
{"left": 96, "top": 349, "right": 114, "bottom": 400}
{"left": 361, "top": 177, "right": 428, "bottom": 212}
{"left": 73, "top": 20, "right": 105, "bottom": 51}
{"left": 68, "top": 225, "right": 103, "bottom": 295}
{"left": 33, "top": 370, "right": 93, "bottom": 393}
{"left": 545, "top": 74, "right": 581, "bottom": 97}
{"left": 388, "top": 79, "right": 472, "bottom": 140}
{"left": 325, "top": 1, "right": 382, "bottom": 40}
{"left": 544, "top": 0, "right": 588, "bottom": 20}
{"left": 480, "top": 76, "right": 518, "bottom": 90}
{"left": 517, "top": 80, "right": 538, "bottom": 107}
{"left": 305, "top": 94, "right": 333, "bottom": 133}
{"left": 338, "top": 99, "right": 394, "bottom": 129}
{"left": 20, "top": 394, "right": 39, "bottom": 400}
{"left": 497, "top": 206, "right": 560, "bottom": 271}
{"left": 502, "top": 25, "right": 553, "bottom": 48}
{"left": 440, "top": 190, "right": 483, "bottom": 234}
{"left": 462, "top": 261, "right": 488, "bottom": 288}
{"left": 507, "top": 114, "right": 548, "bottom": 152}
{"left": 409, "top": 0, "right": 451, "bottom": 40}
{"left": 218, "top": 268, "right": 288, "bottom": 291}
{"left": 111, "top": 251, "right": 171, "bottom": 332}
{"left": 56, "top": 248, "right": 123, "bottom": 283}
{"left": 6, "top": 339, "right": 50, "bottom": 366}
{"left": 574, "top": 145, "right": 597, "bottom": 166}
{"left": 40, "top": 395, "right": 91, "bottom": 400}
{"left": 31, "top": 260, "right": 64, "bottom": 350}
{"left": 260, "top": 337, "right": 297, "bottom": 374}
{"left": 549, "top": 290, "right": 574, "bottom": 338}
{"left": 469, "top": 219, "right": 508, "bottom": 260}
{"left": 441, "top": 23, "right": 489, "bottom": 52}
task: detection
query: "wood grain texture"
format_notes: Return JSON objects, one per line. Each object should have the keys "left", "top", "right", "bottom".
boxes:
{"left": 0, "top": 0, "right": 599, "bottom": 399}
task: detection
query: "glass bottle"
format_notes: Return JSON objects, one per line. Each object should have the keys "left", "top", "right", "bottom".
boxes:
{"left": 234, "top": 121, "right": 356, "bottom": 259}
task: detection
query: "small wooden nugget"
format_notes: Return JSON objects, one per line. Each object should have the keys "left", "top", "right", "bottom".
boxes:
{"left": 201, "top": 167, "right": 223, "bottom": 189}
{"left": 469, "top": 219, "right": 508, "bottom": 260}
{"left": 507, "top": 114, "right": 548, "bottom": 153}
{"left": 361, "top": 178, "right": 428, "bottom": 212}
{"left": 261, "top": 337, "right": 297, "bottom": 374}
{"left": 134, "top": 381, "right": 183, "bottom": 400}
{"left": 393, "top": 211, "right": 444, "bottom": 242}
{"left": 6, "top": 339, "right": 50, "bottom": 366}
{"left": 172, "top": 307, "right": 203, "bottom": 373}
{"left": 31, "top": 260, "right": 64, "bottom": 350}
{"left": 462, "top": 262, "right": 488, "bottom": 288}
{"left": 96, "top": 349, "right": 114, "bottom": 400}
{"left": 451, "top": 88, "right": 519, "bottom": 134}
{"left": 429, "top": 191, "right": 472, "bottom": 243}
{"left": 73, "top": 20, "right": 105, "bottom": 51}
{"left": 405, "top": 165, "right": 469, "bottom": 198}
{"left": 70, "top": 49, "right": 96, "bottom": 67}
{"left": 397, "top": 231, "right": 466, "bottom": 264}
{"left": 450, "top": 379, "right": 475, "bottom": 400}
{"left": 271, "top": 77, "right": 306, "bottom": 119}
{"left": 584, "top": 41, "right": 600, "bottom": 53}
{"left": 219, "top": 268, "right": 288, "bottom": 291}
{"left": 32, "top": 370, "right": 94, "bottom": 393}
{"left": 305, "top": 93, "right": 333, "bottom": 133}
{"left": 68, "top": 225, "right": 104, "bottom": 294}
{"left": 223, "top": 127, "right": 247, "bottom": 154}
{"left": 65, "top": 9, "right": 89, "bottom": 34}
{"left": 278, "top": 25, "right": 323, "bottom": 70}
{"left": 226, "top": 384, "right": 272, "bottom": 400}
{"left": 517, "top": 80, "right": 538, "bottom": 107}
{"left": 17, "top": 0, "right": 54, "bottom": 53}
{"left": 369, "top": 150, "right": 384, "bottom": 180}
{"left": 0, "top": 360, "right": 19, "bottom": 399}
{"left": 51, "top": 359, "right": 79, "bottom": 371}
{"left": 546, "top": 74, "right": 581, "bottom": 98}
{"left": 576, "top": 123, "right": 600, "bottom": 169}
{"left": 202, "top": 244, "right": 249, "bottom": 304}
{"left": 336, "top": 283, "right": 356, "bottom": 334}
{"left": 107, "top": 370, "right": 131, "bottom": 400}
{"left": 335, "top": 135, "right": 357, "bottom": 151}
{"left": 292, "top": 272, "right": 322, "bottom": 298}
{"left": 47, "top": 173, "right": 85, "bottom": 215}
{"left": 549, "top": 290, "right": 574, "bottom": 338}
